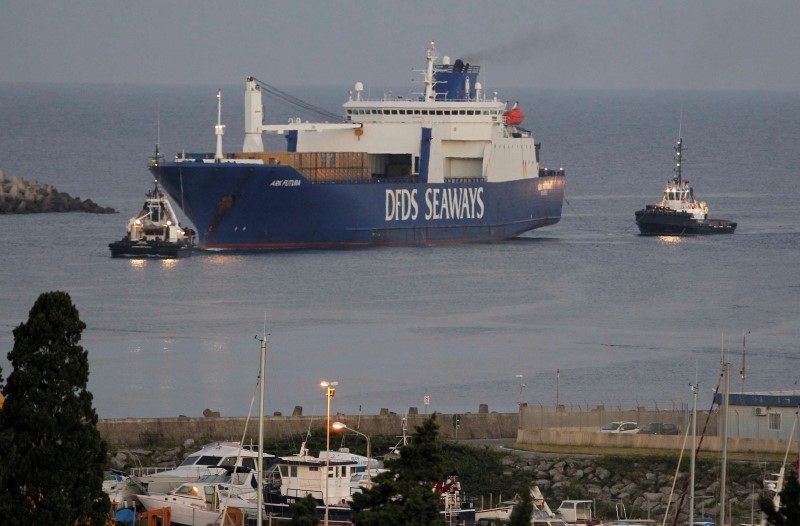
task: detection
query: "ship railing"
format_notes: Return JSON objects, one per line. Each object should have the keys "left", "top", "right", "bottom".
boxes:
{"left": 129, "top": 466, "right": 176, "bottom": 477}
{"left": 443, "top": 176, "right": 486, "bottom": 184}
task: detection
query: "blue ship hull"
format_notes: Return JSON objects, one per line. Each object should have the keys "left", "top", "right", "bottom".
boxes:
{"left": 152, "top": 162, "right": 564, "bottom": 250}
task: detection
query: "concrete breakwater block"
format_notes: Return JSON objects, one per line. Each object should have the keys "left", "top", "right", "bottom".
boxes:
{"left": 0, "top": 170, "right": 115, "bottom": 214}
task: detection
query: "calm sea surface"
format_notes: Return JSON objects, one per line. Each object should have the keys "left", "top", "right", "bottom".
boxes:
{"left": 0, "top": 83, "right": 798, "bottom": 419}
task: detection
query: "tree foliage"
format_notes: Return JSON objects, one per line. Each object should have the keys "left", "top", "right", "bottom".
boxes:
{"left": 0, "top": 291, "right": 109, "bottom": 525}
{"left": 351, "top": 415, "right": 445, "bottom": 526}
{"left": 508, "top": 485, "right": 534, "bottom": 526}
{"left": 290, "top": 493, "right": 321, "bottom": 526}
{"left": 760, "top": 468, "right": 800, "bottom": 526}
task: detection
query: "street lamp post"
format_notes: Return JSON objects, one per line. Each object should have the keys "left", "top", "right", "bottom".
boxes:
{"left": 320, "top": 380, "right": 338, "bottom": 526}
{"left": 332, "top": 422, "right": 372, "bottom": 487}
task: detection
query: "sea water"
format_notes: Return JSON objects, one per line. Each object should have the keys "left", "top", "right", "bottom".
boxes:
{"left": 0, "top": 83, "right": 798, "bottom": 419}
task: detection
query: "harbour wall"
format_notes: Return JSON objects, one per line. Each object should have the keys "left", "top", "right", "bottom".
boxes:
{"left": 98, "top": 411, "right": 517, "bottom": 447}
{"left": 98, "top": 406, "right": 792, "bottom": 454}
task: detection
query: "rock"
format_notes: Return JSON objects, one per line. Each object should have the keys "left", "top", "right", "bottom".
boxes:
{"left": 0, "top": 172, "right": 115, "bottom": 214}
{"left": 595, "top": 467, "right": 611, "bottom": 480}
{"left": 183, "top": 438, "right": 195, "bottom": 449}
{"left": 643, "top": 492, "right": 662, "bottom": 502}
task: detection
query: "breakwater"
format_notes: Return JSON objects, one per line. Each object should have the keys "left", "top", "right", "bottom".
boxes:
{"left": 0, "top": 170, "right": 115, "bottom": 213}
{"left": 98, "top": 410, "right": 516, "bottom": 447}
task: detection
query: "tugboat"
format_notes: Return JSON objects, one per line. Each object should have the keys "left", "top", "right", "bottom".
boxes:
{"left": 635, "top": 137, "right": 736, "bottom": 235}
{"left": 109, "top": 179, "right": 195, "bottom": 258}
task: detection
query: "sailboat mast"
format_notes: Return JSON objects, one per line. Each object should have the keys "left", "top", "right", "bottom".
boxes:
{"left": 690, "top": 377, "right": 698, "bottom": 526}
{"left": 257, "top": 335, "right": 267, "bottom": 526}
{"left": 720, "top": 340, "right": 730, "bottom": 526}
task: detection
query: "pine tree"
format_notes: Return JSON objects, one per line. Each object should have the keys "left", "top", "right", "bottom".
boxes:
{"left": 760, "top": 468, "right": 800, "bottom": 526}
{"left": 0, "top": 291, "right": 109, "bottom": 525}
{"left": 351, "top": 415, "right": 446, "bottom": 526}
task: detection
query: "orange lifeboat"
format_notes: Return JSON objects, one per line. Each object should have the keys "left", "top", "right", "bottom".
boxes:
{"left": 503, "top": 101, "right": 524, "bottom": 125}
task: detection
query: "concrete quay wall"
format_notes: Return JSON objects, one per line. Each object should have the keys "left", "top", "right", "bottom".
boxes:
{"left": 97, "top": 412, "right": 519, "bottom": 447}
{"left": 517, "top": 427, "right": 793, "bottom": 454}
{"left": 517, "top": 406, "right": 792, "bottom": 454}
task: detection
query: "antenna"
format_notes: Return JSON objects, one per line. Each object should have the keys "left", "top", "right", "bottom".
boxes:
{"left": 675, "top": 108, "right": 684, "bottom": 185}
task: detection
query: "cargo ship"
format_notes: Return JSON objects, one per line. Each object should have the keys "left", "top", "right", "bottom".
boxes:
{"left": 150, "top": 41, "right": 566, "bottom": 250}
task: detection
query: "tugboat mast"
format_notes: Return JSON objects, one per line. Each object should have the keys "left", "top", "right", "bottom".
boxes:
{"left": 674, "top": 137, "right": 683, "bottom": 186}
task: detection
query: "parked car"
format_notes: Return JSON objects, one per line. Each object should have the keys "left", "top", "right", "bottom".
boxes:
{"left": 639, "top": 422, "right": 681, "bottom": 435}
{"left": 600, "top": 421, "right": 639, "bottom": 434}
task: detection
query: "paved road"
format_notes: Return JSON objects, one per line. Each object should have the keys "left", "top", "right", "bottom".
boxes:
{"left": 460, "top": 438, "right": 599, "bottom": 459}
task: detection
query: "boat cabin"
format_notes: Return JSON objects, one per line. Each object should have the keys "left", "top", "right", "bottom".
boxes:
{"left": 556, "top": 500, "right": 597, "bottom": 523}
{"left": 269, "top": 447, "right": 359, "bottom": 506}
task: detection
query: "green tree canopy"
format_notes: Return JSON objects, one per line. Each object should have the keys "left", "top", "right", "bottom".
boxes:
{"left": 351, "top": 415, "right": 446, "bottom": 526}
{"left": 0, "top": 291, "right": 109, "bottom": 525}
{"left": 508, "top": 485, "right": 534, "bottom": 526}
{"left": 290, "top": 493, "right": 321, "bottom": 526}
{"left": 760, "top": 468, "right": 800, "bottom": 526}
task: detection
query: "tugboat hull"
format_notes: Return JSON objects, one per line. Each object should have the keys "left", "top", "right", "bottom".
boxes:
{"left": 109, "top": 240, "right": 193, "bottom": 258}
{"left": 635, "top": 207, "right": 736, "bottom": 235}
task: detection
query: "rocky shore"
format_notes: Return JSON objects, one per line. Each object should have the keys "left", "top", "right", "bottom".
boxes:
{"left": 502, "top": 453, "right": 768, "bottom": 522}
{"left": 0, "top": 170, "right": 115, "bottom": 214}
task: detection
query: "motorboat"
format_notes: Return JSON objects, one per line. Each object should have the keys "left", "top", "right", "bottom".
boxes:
{"left": 137, "top": 468, "right": 262, "bottom": 526}
{"left": 103, "top": 469, "right": 145, "bottom": 511}
{"left": 263, "top": 442, "right": 359, "bottom": 522}
{"left": 131, "top": 441, "right": 272, "bottom": 495}
{"left": 476, "top": 485, "right": 561, "bottom": 525}
{"left": 635, "top": 137, "right": 736, "bottom": 235}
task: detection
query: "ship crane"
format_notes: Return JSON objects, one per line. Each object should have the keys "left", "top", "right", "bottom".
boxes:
{"left": 243, "top": 77, "right": 361, "bottom": 153}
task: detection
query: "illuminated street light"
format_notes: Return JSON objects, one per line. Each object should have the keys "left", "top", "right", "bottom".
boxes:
{"left": 332, "top": 421, "right": 372, "bottom": 487}
{"left": 320, "top": 380, "right": 338, "bottom": 526}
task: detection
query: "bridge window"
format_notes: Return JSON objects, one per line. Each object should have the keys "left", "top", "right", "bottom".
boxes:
{"left": 769, "top": 412, "right": 781, "bottom": 430}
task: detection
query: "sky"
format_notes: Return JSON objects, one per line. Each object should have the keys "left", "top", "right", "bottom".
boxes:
{"left": 1, "top": 0, "right": 800, "bottom": 92}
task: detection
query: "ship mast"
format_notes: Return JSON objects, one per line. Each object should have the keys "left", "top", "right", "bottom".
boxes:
{"left": 215, "top": 90, "right": 225, "bottom": 162}
{"left": 674, "top": 137, "right": 683, "bottom": 186}
{"left": 424, "top": 41, "right": 438, "bottom": 102}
